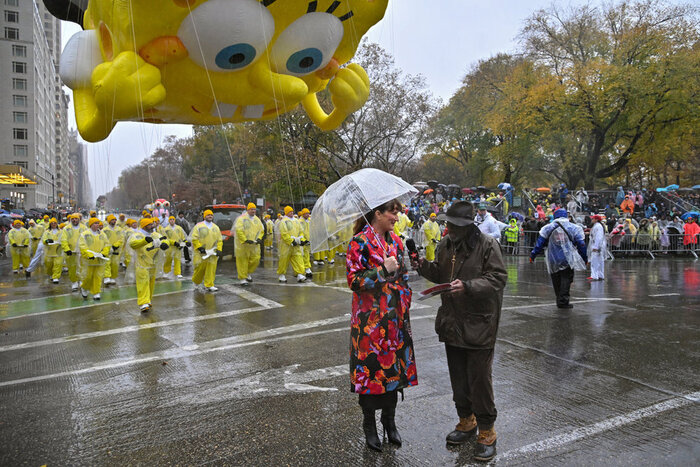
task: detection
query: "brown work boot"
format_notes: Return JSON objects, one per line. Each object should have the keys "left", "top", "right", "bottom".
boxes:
{"left": 445, "top": 414, "right": 477, "bottom": 445}
{"left": 474, "top": 427, "right": 497, "bottom": 462}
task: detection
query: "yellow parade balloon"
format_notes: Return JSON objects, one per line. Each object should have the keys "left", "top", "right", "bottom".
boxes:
{"left": 57, "top": 0, "right": 389, "bottom": 142}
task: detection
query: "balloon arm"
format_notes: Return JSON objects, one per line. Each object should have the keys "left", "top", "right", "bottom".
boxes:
{"left": 73, "top": 88, "right": 113, "bottom": 143}
{"left": 302, "top": 63, "right": 370, "bottom": 131}
{"left": 302, "top": 93, "right": 346, "bottom": 131}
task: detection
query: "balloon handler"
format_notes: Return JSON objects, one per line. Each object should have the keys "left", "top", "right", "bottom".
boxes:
{"left": 130, "top": 217, "right": 170, "bottom": 312}
{"left": 191, "top": 210, "right": 223, "bottom": 292}
{"left": 78, "top": 218, "right": 111, "bottom": 300}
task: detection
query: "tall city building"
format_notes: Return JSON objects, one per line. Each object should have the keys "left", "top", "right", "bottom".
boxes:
{"left": 69, "top": 129, "right": 91, "bottom": 207}
{"left": 0, "top": 0, "right": 67, "bottom": 209}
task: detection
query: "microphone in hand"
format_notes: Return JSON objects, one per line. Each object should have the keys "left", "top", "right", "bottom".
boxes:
{"left": 405, "top": 238, "right": 422, "bottom": 270}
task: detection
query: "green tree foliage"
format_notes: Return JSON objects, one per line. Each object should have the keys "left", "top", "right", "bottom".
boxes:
{"left": 423, "top": 0, "right": 698, "bottom": 190}
{"left": 520, "top": 0, "right": 699, "bottom": 188}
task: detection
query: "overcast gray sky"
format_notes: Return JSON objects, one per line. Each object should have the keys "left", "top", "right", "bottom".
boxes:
{"left": 62, "top": 0, "right": 594, "bottom": 195}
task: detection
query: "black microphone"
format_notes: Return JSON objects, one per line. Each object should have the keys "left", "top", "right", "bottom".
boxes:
{"left": 405, "top": 238, "right": 419, "bottom": 263}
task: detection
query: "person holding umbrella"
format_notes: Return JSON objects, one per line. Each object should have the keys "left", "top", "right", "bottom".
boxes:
{"left": 309, "top": 168, "right": 420, "bottom": 452}
{"left": 346, "top": 198, "right": 417, "bottom": 452}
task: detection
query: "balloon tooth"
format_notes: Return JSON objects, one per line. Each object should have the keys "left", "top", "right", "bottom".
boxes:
{"left": 210, "top": 102, "right": 237, "bottom": 118}
{"left": 242, "top": 105, "right": 265, "bottom": 119}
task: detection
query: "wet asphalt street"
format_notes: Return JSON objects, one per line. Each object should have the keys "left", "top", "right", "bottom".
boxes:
{"left": 0, "top": 253, "right": 698, "bottom": 466}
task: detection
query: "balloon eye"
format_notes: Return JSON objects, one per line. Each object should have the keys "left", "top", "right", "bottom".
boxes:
{"left": 286, "top": 48, "right": 323, "bottom": 74}
{"left": 215, "top": 43, "right": 256, "bottom": 70}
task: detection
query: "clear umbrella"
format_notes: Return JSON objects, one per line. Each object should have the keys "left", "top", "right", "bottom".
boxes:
{"left": 310, "top": 168, "right": 418, "bottom": 253}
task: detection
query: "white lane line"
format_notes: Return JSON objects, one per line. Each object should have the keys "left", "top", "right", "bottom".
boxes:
{"left": 0, "top": 289, "right": 193, "bottom": 322}
{"left": 497, "top": 391, "right": 700, "bottom": 461}
{"left": 0, "top": 288, "right": 283, "bottom": 351}
{"left": 0, "top": 280, "right": 186, "bottom": 305}
{"left": 0, "top": 314, "right": 435, "bottom": 388}
{"left": 0, "top": 306, "right": 269, "bottom": 353}
{"left": 501, "top": 298, "right": 620, "bottom": 311}
{"left": 0, "top": 297, "right": 624, "bottom": 386}
{"left": 220, "top": 284, "right": 283, "bottom": 309}
{"left": 648, "top": 293, "right": 681, "bottom": 297}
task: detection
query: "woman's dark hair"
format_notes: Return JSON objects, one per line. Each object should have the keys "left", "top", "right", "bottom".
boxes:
{"left": 353, "top": 198, "right": 402, "bottom": 235}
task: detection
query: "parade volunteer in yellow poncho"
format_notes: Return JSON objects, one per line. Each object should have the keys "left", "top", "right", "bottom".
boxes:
{"left": 393, "top": 207, "right": 412, "bottom": 239}
{"left": 62, "top": 213, "right": 86, "bottom": 291}
{"left": 102, "top": 214, "right": 124, "bottom": 286}
{"left": 79, "top": 218, "right": 110, "bottom": 300}
{"left": 8, "top": 220, "right": 30, "bottom": 274}
{"left": 235, "top": 203, "right": 264, "bottom": 285}
{"left": 191, "top": 210, "right": 223, "bottom": 292}
{"left": 130, "top": 217, "right": 170, "bottom": 312}
{"left": 299, "top": 208, "right": 313, "bottom": 277}
{"left": 122, "top": 218, "right": 137, "bottom": 267}
{"left": 28, "top": 219, "right": 45, "bottom": 257}
{"left": 41, "top": 218, "right": 64, "bottom": 283}
{"left": 264, "top": 214, "right": 274, "bottom": 249}
{"left": 422, "top": 213, "right": 441, "bottom": 261}
{"left": 162, "top": 216, "right": 187, "bottom": 278}
{"left": 277, "top": 206, "right": 306, "bottom": 283}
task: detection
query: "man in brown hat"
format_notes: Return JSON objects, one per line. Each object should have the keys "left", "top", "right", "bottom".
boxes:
{"left": 413, "top": 201, "right": 507, "bottom": 462}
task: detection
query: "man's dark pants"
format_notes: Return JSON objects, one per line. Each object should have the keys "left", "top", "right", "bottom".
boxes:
{"left": 550, "top": 267, "right": 574, "bottom": 306}
{"left": 445, "top": 344, "right": 497, "bottom": 429}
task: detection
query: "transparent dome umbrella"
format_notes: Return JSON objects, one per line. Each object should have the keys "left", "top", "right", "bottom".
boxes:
{"left": 310, "top": 168, "right": 418, "bottom": 253}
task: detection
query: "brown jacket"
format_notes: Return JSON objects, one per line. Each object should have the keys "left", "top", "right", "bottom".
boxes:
{"left": 418, "top": 230, "right": 507, "bottom": 349}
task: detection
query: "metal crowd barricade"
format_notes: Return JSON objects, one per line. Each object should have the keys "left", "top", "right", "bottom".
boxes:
{"left": 607, "top": 232, "right": 657, "bottom": 259}
{"left": 406, "top": 229, "right": 698, "bottom": 260}
{"left": 607, "top": 232, "right": 698, "bottom": 259}
{"left": 653, "top": 233, "right": 698, "bottom": 259}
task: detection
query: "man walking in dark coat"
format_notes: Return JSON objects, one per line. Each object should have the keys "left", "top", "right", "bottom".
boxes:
{"left": 413, "top": 201, "right": 507, "bottom": 462}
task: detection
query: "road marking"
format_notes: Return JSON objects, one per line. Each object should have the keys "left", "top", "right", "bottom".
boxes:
{"left": 648, "top": 293, "right": 681, "bottom": 297}
{"left": 0, "top": 288, "right": 283, "bottom": 352}
{"left": 169, "top": 363, "right": 345, "bottom": 404}
{"left": 497, "top": 391, "right": 700, "bottom": 461}
{"left": 0, "top": 306, "right": 269, "bottom": 353}
{"left": 501, "top": 298, "right": 620, "bottom": 311}
{"left": 0, "top": 289, "right": 194, "bottom": 321}
{"left": 0, "top": 314, "right": 435, "bottom": 388}
{"left": 0, "top": 278, "right": 191, "bottom": 305}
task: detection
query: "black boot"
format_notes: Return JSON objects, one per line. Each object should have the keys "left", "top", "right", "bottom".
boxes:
{"left": 474, "top": 428, "right": 497, "bottom": 462}
{"left": 446, "top": 415, "right": 477, "bottom": 445}
{"left": 380, "top": 407, "right": 402, "bottom": 446}
{"left": 362, "top": 409, "right": 382, "bottom": 452}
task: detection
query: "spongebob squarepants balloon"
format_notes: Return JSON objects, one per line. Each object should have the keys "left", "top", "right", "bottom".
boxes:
{"left": 57, "top": 0, "right": 388, "bottom": 142}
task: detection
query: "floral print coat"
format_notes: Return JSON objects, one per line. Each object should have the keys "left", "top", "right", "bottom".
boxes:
{"left": 346, "top": 225, "right": 417, "bottom": 395}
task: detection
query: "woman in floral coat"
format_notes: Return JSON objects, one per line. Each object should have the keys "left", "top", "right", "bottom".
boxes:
{"left": 346, "top": 199, "right": 418, "bottom": 452}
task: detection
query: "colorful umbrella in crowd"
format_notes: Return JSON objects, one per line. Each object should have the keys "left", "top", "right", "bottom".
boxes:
{"left": 423, "top": 188, "right": 434, "bottom": 195}
{"left": 692, "top": 185, "right": 700, "bottom": 191}
{"left": 535, "top": 187, "right": 551, "bottom": 193}
{"left": 681, "top": 211, "right": 699, "bottom": 220}
{"left": 657, "top": 184, "right": 680, "bottom": 192}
